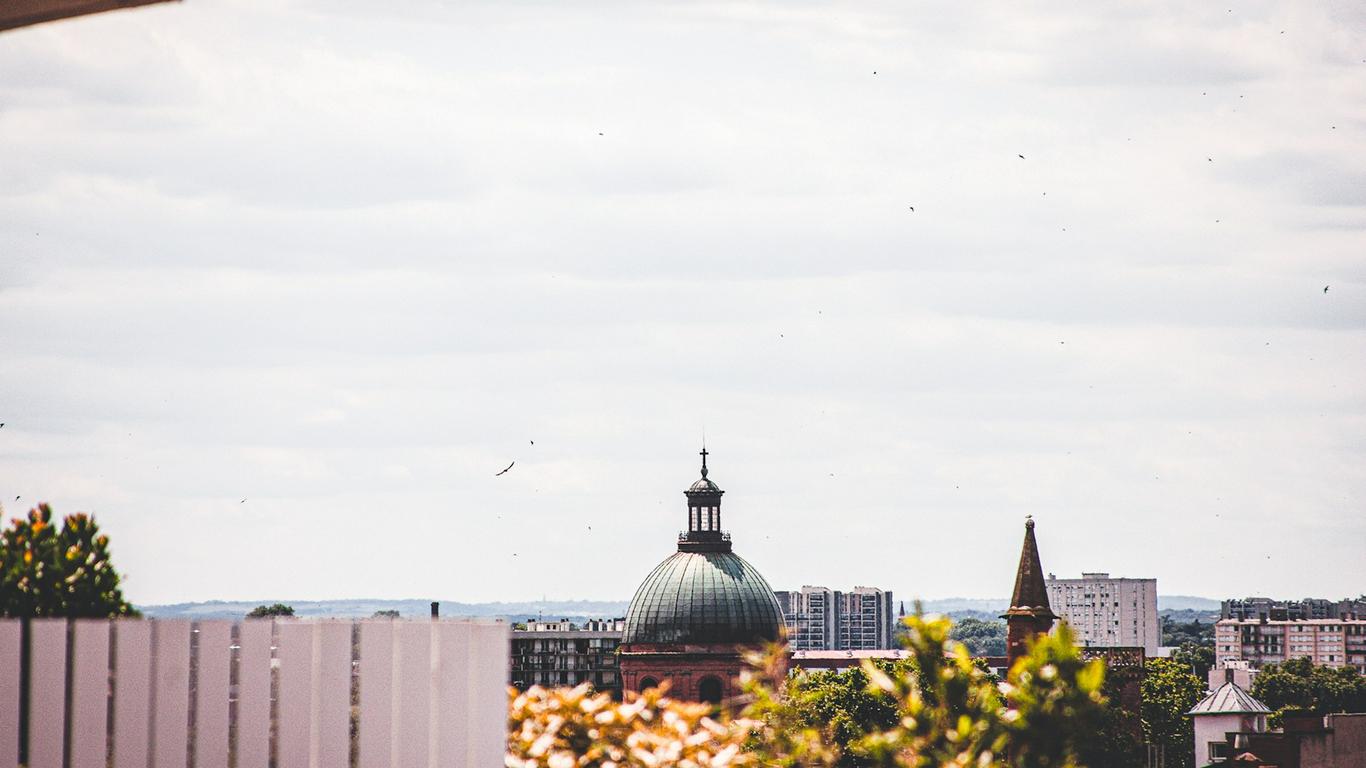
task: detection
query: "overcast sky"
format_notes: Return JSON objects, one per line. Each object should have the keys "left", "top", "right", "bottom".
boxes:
{"left": 1, "top": 1, "right": 1363, "bottom": 607}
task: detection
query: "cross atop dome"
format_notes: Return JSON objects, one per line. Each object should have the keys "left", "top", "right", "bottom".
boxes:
{"left": 700, "top": 446, "right": 709, "bottom": 478}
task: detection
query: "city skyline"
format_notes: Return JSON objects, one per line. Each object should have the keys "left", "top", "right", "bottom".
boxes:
{"left": 2, "top": 2, "right": 1364, "bottom": 605}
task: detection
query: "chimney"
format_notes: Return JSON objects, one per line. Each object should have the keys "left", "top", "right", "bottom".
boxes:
{"left": 430, "top": 601, "right": 439, "bottom": 619}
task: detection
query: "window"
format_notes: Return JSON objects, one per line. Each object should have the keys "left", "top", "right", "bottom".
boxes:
{"left": 698, "top": 676, "right": 724, "bottom": 705}
{"left": 640, "top": 676, "right": 660, "bottom": 692}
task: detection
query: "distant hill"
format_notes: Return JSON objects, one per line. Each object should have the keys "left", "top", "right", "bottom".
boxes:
{"left": 918, "top": 598, "right": 1009, "bottom": 613}
{"left": 140, "top": 599, "right": 630, "bottom": 621}
{"left": 1157, "top": 595, "right": 1221, "bottom": 611}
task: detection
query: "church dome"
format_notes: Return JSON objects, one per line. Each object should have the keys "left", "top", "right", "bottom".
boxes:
{"left": 622, "top": 549, "right": 784, "bottom": 645}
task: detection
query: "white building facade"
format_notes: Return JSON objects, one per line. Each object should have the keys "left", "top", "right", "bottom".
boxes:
{"left": 1044, "top": 572, "right": 1159, "bottom": 656}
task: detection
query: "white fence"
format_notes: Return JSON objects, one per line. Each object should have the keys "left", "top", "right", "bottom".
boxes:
{"left": 0, "top": 618, "right": 509, "bottom": 768}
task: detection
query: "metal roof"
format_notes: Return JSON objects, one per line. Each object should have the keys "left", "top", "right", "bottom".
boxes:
{"left": 622, "top": 550, "right": 783, "bottom": 645}
{"left": 1188, "top": 682, "right": 1271, "bottom": 715}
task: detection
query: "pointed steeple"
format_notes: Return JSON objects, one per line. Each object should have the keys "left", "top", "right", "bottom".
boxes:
{"left": 1004, "top": 516, "right": 1056, "bottom": 620}
{"left": 1002, "top": 516, "right": 1057, "bottom": 665}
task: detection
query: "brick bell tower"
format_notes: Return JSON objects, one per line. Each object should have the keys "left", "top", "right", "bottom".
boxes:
{"left": 1001, "top": 516, "right": 1057, "bottom": 667}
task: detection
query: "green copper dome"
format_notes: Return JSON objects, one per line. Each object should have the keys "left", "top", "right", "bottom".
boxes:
{"left": 622, "top": 550, "right": 785, "bottom": 645}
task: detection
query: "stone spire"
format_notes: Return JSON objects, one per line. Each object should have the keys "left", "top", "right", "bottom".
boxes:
{"left": 1001, "top": 516, "right": 1057, "bottom": 665}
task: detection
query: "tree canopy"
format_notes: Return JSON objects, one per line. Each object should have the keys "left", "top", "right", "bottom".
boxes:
{"left": 1170, "top": 642, "right": 1215, "bottom": 682}
{"left": 949, "top": 617, "right": 1007, "bottom": 657}
{"left": 1251, "top": 657, "right": 1366, "bottom": 726}
{"left": 783, "top": 657, "right": 919, "bottom": 764}
{"left": 1139, "top": 658, "right": 1206, "bottom": 768}
{"left": 246, "top": 603, "right": 295, "bottom": 618}
{"left": 1160, "top": 616, "right": 1215, "bottom": 648}
{"left": 0, "top": 504, "right": 136, "bottom": 618}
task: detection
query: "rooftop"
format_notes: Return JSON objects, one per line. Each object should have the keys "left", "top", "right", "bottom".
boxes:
{"left": 1188, "top": 682, "right": 1271, "bottom": 716}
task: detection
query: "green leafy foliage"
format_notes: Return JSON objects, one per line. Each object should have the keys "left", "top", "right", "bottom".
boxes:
{"left": 781, "top": 658, "right": 919, "bottom": 765}
{"left": 1251, "top": 657, "right": 1366, "bottom": 727}
{"left": 1160, "top": 617, "right": 1215, "bottom": 648}
{"left": 1139, "top": 658, "right": 1206, "bottom": 768}
{"left": 950, "top": 617, "right": 1007, "bottom": 657}
{"left": 508, "top": 613, "right": 1119, "bottom": 767}
{"left": 1170, "top": 643, "right": 1214, "bottom": 681}
{"left": 1077, "top": 663, "right": 1144, "bottom": 768}
{"left": 757, "top": 615, "right": 1108, "bottom": 767}
{"left": 246, "top": 602, "right": 295, "bottom": 618}
{"left": 0, "top": 503, "right": 136, "bottom": 618}
{"left": 371, "top": 609, "right": 400, "bottom": 619}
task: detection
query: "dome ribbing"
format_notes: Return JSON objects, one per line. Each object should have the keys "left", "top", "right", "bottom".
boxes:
{"left": 622, "top": 550, "right": 784, "bottom": 645}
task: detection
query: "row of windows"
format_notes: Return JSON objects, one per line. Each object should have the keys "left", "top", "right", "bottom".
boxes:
{"left": 689, "top": 506, "right": 720, "bottom": 531}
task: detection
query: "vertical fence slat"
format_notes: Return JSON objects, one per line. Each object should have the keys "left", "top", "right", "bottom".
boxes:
{"left": 27, "top": 619, "right": 67, "bottom": 768}
{"left": 194, "top": 622, "right": 231, "bottom": 768}
{"left": 0, "top": 621, "right": 19, "bottom": 768}
{"left": 70, "top": 620, "right": 111, "bottom": 768}
{"left": 433, "top": 623, "right": 471, "bottom": 768}
{"left": 470, "top": 623, "right": 509, "bottom": 767}
{"left": 275, "top": 622, "right": 313, "bottom": 768}
{"left": 234, "top": 621, "right": 272, "bottom": 768}
{"left": 316, "top": 622, "right": 351, "bottom": 768}
{"left": 395, "top": 622, "right": 432, "bottom": 768}
{"left": 152, "top": 620, "right": 191, "bottom": 768}
{"left": 113, "top": 621, "right": 152, "bottom": 768}
{"left": 358, "top": 621, "right": 394, "bottom": 768}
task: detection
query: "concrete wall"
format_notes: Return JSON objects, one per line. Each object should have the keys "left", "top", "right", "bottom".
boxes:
{"left": 1192, "top": 713, "right": 1240, "bottom": 767}
{"left": 1299, "top": 713, "right": 1366, "bottom": 768}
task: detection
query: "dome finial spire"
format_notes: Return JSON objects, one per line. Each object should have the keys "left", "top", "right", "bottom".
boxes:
{"left": 699, "top": 445, "right": 709, "bottom": 478}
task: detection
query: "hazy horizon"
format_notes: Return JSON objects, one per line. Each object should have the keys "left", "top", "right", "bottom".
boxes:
{"left": 3, "top": 1, "right": 1363, "bottom": 605}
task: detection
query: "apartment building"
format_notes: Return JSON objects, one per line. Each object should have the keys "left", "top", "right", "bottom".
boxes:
{"left": 1044, "top": 572, "right": 1159, "bottom": 656}
{"left": 509, "top": 618, "right": 626, "bottom": 696}
{"left": 775, "top": 585, "right": 895, "bottom": 651}
{"left": 1215, "top": 618, "right": 1366, "bottom": 674}
{"left": 1222, "top": 597, "right": 1366, "bottom": 622}
{"left": 774, "top": 586, "right": 837, "bottom": 650}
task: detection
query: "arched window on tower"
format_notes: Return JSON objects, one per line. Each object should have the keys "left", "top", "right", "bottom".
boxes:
{"left": 698, "top": 676, "right": 723, "bottom": 704}
{"left": 640, "top": 676, "right": 659, "bottom": 692}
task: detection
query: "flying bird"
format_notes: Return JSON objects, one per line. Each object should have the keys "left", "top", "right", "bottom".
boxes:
{"left": 240, "top": 499, "right": 246, "bottom": 503}
{"left": 530, "top": 440, "right": 535, "bottom": 445}
{"left": 908, "top": 205, "right": 914, "bottom": 211}
{"left": 1323, "top": 285, "right": 1330, "bottom": 293}
{"left": 495, "top": 461, "right": 515, "bottom": 476}
{"left": 1018, "top": 154, "right": 1025, "bottom": 159}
